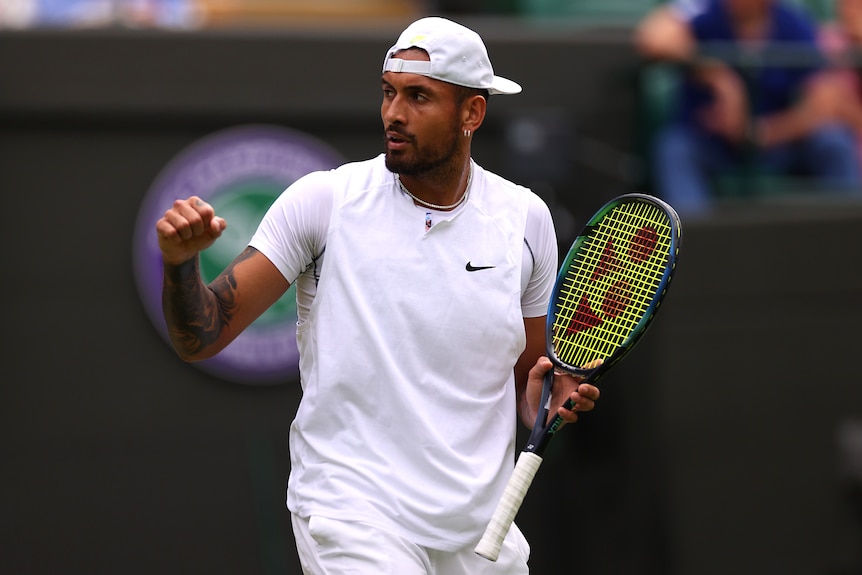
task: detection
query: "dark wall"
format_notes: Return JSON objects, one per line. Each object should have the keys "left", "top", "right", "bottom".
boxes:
{"left": 653, "top": 203, "right": 862, "bottom": 575}
{"left": 1, "top": 21, "right": 860, "bottom": 575}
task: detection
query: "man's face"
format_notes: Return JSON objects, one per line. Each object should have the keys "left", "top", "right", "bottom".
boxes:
{"left": 380, "top": 48, "right": 463, "bottom": 177}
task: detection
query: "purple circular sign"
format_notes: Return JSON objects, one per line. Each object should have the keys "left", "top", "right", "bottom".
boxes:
{"left": 133, "top": 124, "right": 343, "bottom": 385}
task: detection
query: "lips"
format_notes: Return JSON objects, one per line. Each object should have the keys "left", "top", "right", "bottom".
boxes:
{"left": 385, "top": 129, "right": 412, "bottom": 151}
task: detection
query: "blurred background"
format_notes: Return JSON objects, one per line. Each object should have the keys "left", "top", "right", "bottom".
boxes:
{"left": 1, "top": 1, "right": 861, "bottom": 574}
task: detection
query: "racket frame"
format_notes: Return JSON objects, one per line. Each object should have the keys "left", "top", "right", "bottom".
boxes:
{"left": 474, "top": 193, "right": 681, "bottom": 562}
{"left": 528, "top": 193, "right": 681, "bottom": 452}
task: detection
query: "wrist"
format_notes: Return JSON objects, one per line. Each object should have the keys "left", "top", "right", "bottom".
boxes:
{"left": 162, "top": 256, "right": 200, "bottom": 285}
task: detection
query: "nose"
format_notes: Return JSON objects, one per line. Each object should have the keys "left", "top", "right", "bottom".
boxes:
{"left": 382, "top": 91, "right": 406, "bottom": 126}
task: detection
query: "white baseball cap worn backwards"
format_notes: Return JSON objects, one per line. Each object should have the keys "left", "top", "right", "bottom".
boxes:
{"left": 382, "top": 17, "right": 522, "bottom": 96}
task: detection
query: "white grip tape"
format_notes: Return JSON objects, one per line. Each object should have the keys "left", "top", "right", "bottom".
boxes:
{"left": 474, "top": 452, "right": 544, "bottom": 561}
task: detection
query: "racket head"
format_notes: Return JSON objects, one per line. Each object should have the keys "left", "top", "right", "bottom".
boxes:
{"left": 545, "top": 193, "right": 681, "bottom": 380}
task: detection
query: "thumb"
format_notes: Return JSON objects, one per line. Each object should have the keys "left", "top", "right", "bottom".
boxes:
{"left": 210, "top": 216, "right": 227, "bottom": 236}
{"left": 529, "top": 356, "right": 553, "bottom": 379}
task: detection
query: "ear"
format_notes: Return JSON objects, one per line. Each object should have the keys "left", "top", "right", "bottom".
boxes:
{"left": 461, "top": 94, "right": 487, "bottom": 134}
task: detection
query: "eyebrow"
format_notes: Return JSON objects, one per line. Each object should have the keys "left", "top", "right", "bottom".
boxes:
{"left": 382, "top": 75, "right": 439, "bottom": 95}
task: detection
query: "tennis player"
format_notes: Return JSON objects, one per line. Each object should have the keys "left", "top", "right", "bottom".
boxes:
{"left": 156, "top": 16, "right": 600, "bottom": 574}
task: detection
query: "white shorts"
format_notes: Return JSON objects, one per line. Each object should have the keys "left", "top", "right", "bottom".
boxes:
{"left": 291, "top": 514, "right": 531, "bottom": 575}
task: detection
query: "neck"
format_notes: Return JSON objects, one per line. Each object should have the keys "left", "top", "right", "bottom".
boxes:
{"left": 397, "top": 159, "right": 473, "bottom": 211}
{"left": 397, "top": 158, "right": 472, "bottom": 210}
{"left": 733, "top": 8, "right": 770, "bottom": 40}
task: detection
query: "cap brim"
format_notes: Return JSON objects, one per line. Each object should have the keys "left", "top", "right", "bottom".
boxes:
{"left": 489, "top": 76, "right": 522, "bottom": 95}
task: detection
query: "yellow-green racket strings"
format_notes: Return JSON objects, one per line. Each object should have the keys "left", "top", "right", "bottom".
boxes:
{"left": 551, "top": 201, "right": 672, "bottom": 369}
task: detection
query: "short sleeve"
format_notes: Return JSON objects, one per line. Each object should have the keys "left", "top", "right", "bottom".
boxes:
{"left": 521, "top": 192, "right": 558, "bottom": 318}
{"left": 248, "top": 170, "right": 333, "bottom": 284}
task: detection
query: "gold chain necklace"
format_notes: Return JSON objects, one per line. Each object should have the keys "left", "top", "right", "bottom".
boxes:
{"left": 396, "top": 162, "right": 473, "bottom": 211}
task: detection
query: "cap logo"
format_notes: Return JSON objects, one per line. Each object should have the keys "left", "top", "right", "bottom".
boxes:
{"left": 408, "top": 34, "right": 427, "bottom": 43}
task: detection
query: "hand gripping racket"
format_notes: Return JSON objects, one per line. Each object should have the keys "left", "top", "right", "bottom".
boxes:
{"left": 475, "top": 193, "right": 682, "bottom": 561}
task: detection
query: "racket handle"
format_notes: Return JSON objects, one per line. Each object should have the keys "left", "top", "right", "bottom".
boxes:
{"left": 474, "top": 451, "right": 544, "bottom": 561}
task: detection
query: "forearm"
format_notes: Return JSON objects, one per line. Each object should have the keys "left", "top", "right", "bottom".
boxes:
{"left": 516, "top": 387, "right": 536, "bottom": 430}
{"left": 161, "top": 257, "right": 232, "bottom": 361}
{"left": 515, "top": 316, "right": 548, "bottom": 430}
{"left": 754, "top": 109, "right": 817, "bottom": 147}
{"left": 756, "top": 75, "right": 850, "bottom": 147}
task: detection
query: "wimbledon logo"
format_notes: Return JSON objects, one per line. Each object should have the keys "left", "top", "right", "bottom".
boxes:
{"left": 133, "top": 124, "right": 343, "bottom": 385}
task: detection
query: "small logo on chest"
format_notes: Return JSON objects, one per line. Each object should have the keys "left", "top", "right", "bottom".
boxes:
{"left": 466, "top": 261, "right": 496, "bottom": 272}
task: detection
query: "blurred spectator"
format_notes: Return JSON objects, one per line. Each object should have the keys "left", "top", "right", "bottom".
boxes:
{"left": 0, "top": 0, "right": 38, "bottom": 27}
{"left": 34, "top": 0, "right": 114, "bottom": 26}
{"left": 635, "top": 0, "right": 862, "bottom": 216}
{"left": 0, "top": 0, "right": 201, "bottom": 28}
{"left": 197, "top": 0, "right": 421, "bottom": 27}
{"left": 119, "top": 0, "right": 201, "bottom": 28}
{"left": 820, "top": 0, "right": 862, "bottom": 164}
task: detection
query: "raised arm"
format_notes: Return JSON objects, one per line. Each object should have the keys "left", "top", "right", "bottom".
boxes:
{"left": 634, "top": 4, "right": 696, "bottom": 62}
{"left": 156, "top": 196, "right": 290, "bottom": 361}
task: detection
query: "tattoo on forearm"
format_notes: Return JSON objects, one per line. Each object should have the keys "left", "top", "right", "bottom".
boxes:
{"left": 162, "top": 247, "right": 256, "bottom": 356}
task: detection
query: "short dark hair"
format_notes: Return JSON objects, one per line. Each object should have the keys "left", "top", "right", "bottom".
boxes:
{"left": 454, "top": 85, "right": 490, "bottom": 106}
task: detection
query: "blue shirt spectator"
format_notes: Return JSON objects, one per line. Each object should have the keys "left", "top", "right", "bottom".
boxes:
{"left": 682, "top": 0, "right": 821, "bottom": 120}
{"left": 635, "top": 0, "right": 862, "bottom": 216}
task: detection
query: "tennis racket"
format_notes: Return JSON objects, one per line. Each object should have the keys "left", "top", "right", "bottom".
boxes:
{"left": 475, "top": 193, "right": 682, "bottom": 561}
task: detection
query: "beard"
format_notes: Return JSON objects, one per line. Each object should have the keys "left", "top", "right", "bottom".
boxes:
{"left": 383, "top": 123, "right": 461, "bottom": 180}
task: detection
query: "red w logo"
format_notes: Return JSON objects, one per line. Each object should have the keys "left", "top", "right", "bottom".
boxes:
{"left": 591, "top": 239, "right": 618, "bottom": 282}
{"left": 567, "top": 294, "right": 603, "bottom": 334}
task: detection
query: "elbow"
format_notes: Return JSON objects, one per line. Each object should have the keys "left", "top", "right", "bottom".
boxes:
{"left": 167, "top": 334, "right": 222, "bottom": 363}
{"left": 174, "top": 348, "right": 206, "bottom": 363}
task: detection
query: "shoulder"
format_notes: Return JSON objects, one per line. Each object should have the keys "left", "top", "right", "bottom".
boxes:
{"left": 523, "top": 189, "right": 555, "bottom": 258}
{"left": 772, "top": 1, "right": 818, "bottom": 41}
{"left": 283, "top": 155, "right": 386, "bottom": 187}
{"left": 473, "top": 164, "right": 546, "bottom": 207}
{"left": 472, "top": 165, "right": 553, "bottom": 232}
{"left": 272, "top": 155, "right": 390, "bottom": 210}
{"left": 486, "top": 168, "right": 551, "bottom": 218}
{"left": 330, "top": 155, "right": 391, "bottom": 186}
{"left": 688, "top": 0, "right": 731, "bottom": 38}
{"left": 473, "top": 164, "right": 555, "bottom": 247}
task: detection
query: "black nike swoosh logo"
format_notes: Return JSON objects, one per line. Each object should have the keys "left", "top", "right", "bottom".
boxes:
{"left": 466, "top": 262, "right": 496, "bottom": 272}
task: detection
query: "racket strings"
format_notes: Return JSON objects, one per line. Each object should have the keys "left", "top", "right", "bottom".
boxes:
{"left": 552, "top": 201, "right": 672, "bottom": 368}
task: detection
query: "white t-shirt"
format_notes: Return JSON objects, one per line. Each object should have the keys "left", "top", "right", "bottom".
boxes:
{"left": 250, "top": 154, "right": 557, "bottom": 551}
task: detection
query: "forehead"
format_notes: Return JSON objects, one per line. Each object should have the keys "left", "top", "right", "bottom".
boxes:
{"left": 381, "top": 48, "right": 453, "bottom": 93}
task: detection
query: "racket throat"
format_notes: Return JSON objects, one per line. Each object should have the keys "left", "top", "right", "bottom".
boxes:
{"left": 525, "top": 369, "right": 560, "bottom": 457}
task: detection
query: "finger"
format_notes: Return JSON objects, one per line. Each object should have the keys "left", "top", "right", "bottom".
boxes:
{"left": 578, "top": 383, "right": 600, "bottom": 401}
{"left": 566, "top": 390, "right": 593, "bottom": 413}
{"left": 571, "top": 397, "right": 595, "bottom": 413}
{"left": 155, "top": 216, "right": 183, "bottom": 245}
{"left": 566, "top": 386, "right": 599, "bottom": 414}
{"left": 575, "top": 358, "right": 603, "bottom": 375}
{"left": 174, "top": 197, "right": 212, "bottom": 239}
{"left": 557, "top": 402, "right": 579, "bottom": 424}
{"left": 209, "top": 216, "right": 227, "bottom": 237}
{"left": 161, "top": 207, "right": 197, "bottom": 241}
{"left": 163, "top": 197, "right": 214, "bottom": 241}
{"left": 191, "top": 196, "right": 216, "bottom": 222}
